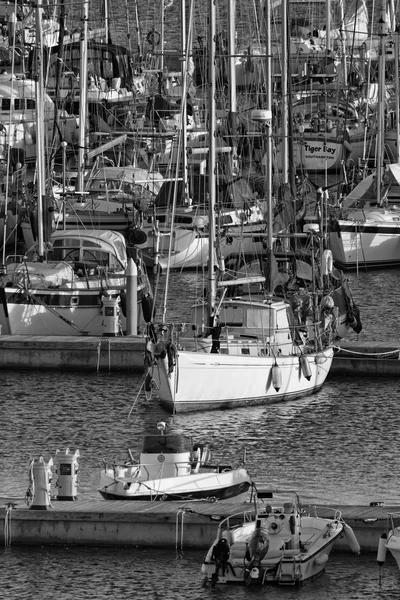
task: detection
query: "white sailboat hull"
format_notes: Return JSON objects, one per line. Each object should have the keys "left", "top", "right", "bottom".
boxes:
{"left": 151, "top": 347, "right": 333, "bottom": 412}
{"left": 329, "top": 215, "right": 400, "bottom": 270}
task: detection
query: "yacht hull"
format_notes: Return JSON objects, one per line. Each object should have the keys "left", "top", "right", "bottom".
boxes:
{"left": 150, "top": 347, "right": 333, "bottom": 412}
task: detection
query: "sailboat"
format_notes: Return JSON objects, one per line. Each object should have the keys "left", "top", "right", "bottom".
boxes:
{"left": 144, "top": 0, "right": 334, "bottom": 413}
{"left": 0, "top": 0, "right": 152, "bottom": 336}
{"left": 328, "top": 2, "right": 400, "bottom": 270}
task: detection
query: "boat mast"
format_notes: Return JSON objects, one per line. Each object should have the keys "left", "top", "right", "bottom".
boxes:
{"left": 281, "top": 0, "right": 288, "bottom": 183}
{"left": 263, "top": 0, "right": 273, "bottom": 293}
{"left": 207, "top": 0, "right": 217, "bottom": 319}
{"left": 227, "top": 0, "right": 238, "bottom": 176}
{"left": 377, "top": 0, "right": 387, "bottom": 203}
{"left": 35, "top": 1, "right": 46, "bottom": 258}
{"left": 76, "top": 0, "right": 89, "bottom": 195}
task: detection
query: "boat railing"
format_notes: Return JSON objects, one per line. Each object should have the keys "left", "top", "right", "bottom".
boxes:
{"left": 301, "top": 504, "right": 342, "bottom": 521}
{"left": 216, "top": 509, "right": 255, "bottom": 537}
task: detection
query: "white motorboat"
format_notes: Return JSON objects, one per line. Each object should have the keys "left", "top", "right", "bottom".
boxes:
{"left": 98, "top": 421, "right": 252, "bottom": 502}
{"left": 201, "top": 489, "right": 360, "bottom": 587}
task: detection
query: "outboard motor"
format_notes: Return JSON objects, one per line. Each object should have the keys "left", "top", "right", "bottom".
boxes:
{"left": 55, "top": 448, "right": 80, "bottom": 500}
{"left": 27, "top": 456, "right": 54, "bottom": 510}
{"left": 211, "top": 536, "right": 230, "bottom": 587}
{"left": 245, "top": 524, "right": 270, "bottom": 583}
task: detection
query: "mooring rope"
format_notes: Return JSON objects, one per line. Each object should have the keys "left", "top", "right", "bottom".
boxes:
{"left": 4, "top": 502, "right": 17, "bottom": 547}
{"left": 97, "top": 339, "right": 112, "bottom": 372}
{"left": 175, "top": 509, "right": 186, "bottom": 558}
{"left": 333, "top": 345, "right": 400, "bottom": 359}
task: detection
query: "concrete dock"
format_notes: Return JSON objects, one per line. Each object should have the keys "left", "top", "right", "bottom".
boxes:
{"left": 331, "top": 341, "right": 400, "bottom": 377}
{"left": 0, "top": 336, "right": 398, "bottom": 374}
{"left": 0, "top": 335, "right": 146, "bottom": 371}
{"left": 0, "top": 497, "right": 395, "bottom": 552}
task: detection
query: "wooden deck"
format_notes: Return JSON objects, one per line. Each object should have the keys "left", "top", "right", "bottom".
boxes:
{"left": 1, "top": 497, "right": 396, "bottom": 552}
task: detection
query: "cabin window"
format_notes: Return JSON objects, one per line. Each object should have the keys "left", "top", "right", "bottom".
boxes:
{"left": 14, "top": 99, "right": 24, "bottom": 110}
{"left": 246, "top": 308, "right": 276, "bottom": 334}
{"left": 219, "top": 306, "right": 244, "bottom": 326}
{"left": 101, "top": 50, "right": 114, "bottom": 80}
{"left": 82, "top": 249, "right": 110, "bottom": 266}
{"left": 1, "top": 98, "right": 11, "bottom": 111}
{"left": 27, "top": 99, "right": 35, "bottom": 109}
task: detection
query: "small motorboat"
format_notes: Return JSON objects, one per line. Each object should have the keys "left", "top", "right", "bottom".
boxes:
{"left": 377, "top": 512, "right": 400, "bottom": 570}
{"left": 98, "top": 422, "right": 252, "bottom": 501}
{"left": 201, "top": 489, "right": 360, "bottom": 587}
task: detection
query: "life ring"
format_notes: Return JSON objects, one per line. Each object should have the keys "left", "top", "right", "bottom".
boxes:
{"left": 321, "top": 249, "right": 333, "bottom": 276}
{"left": 146, "top": 30, "right": 161, "bottom": 46}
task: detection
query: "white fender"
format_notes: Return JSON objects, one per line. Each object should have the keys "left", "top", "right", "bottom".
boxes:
{"left": 377, "top": 532, "right": 387, "bottom": 566}
{"left": 343, "top": 522, "right": 361, "bottom": 554}
{"left": 314, "top": 552, "right": 329, "bottom": 566}
{"left": 322, "top": 249, "right": 333, "bottom": 276}
{"left": 271, "top": 364, "right": 282, "bottom": 391}
{"left": 299, "top": 355, "right": 312, "bottom": 381}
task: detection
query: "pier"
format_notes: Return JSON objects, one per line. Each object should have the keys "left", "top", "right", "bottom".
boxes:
{"left": 331, "top": 341, "right": 400, "bottom": 377}
{"left": 0, "top": 335, "right": 146, "bottom": 371}
{"left": 0, "top": 336, "right": 398, "bottom": 374}
{"left": 0, "top": 497, "right": 393, "bottom": 552}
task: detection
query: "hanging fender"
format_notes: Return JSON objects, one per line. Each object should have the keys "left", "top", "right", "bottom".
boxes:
{"left": 322, "top": 249, "right": 333, "bottom": 276}
{"left": 271, "top": 364, "right": 282, "bottom": 392}
{"left": 299, "top": 355, "right": 312, "bottom": 381}
{"left": 377, "top": 532, "right": 387, "bottom": 566}
{"left": 289, "top": 515, "right": 296, "bottom": 535}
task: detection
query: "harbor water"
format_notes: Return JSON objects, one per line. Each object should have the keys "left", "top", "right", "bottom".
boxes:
{"left": 1, "top": 269, "right": 400, "bottom": 598}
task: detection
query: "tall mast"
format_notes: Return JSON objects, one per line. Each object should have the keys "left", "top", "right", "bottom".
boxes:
{"left": 263, "top": 0, "right": 273, "bottom": 293}
{"left": 35, "top": 1, "right": 46, "bottom": 258}
{"left": 76, "top": 0, "right": 89, "bottom": 194}
{"left": 377, "top": 0, "right": 387, "bottom": 203}
{"left": 207, "top": 0, "right": 216, "bottom": 319}
{"left": 227, "top": 0, "right": 238, "bottom": 175}
{"left": 281, "top": 0, "right": 288, "bottom": 184}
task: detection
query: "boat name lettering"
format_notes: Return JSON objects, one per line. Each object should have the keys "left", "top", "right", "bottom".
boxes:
{"left": 304, "top": 144, "right": 336, "bottom": 155}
